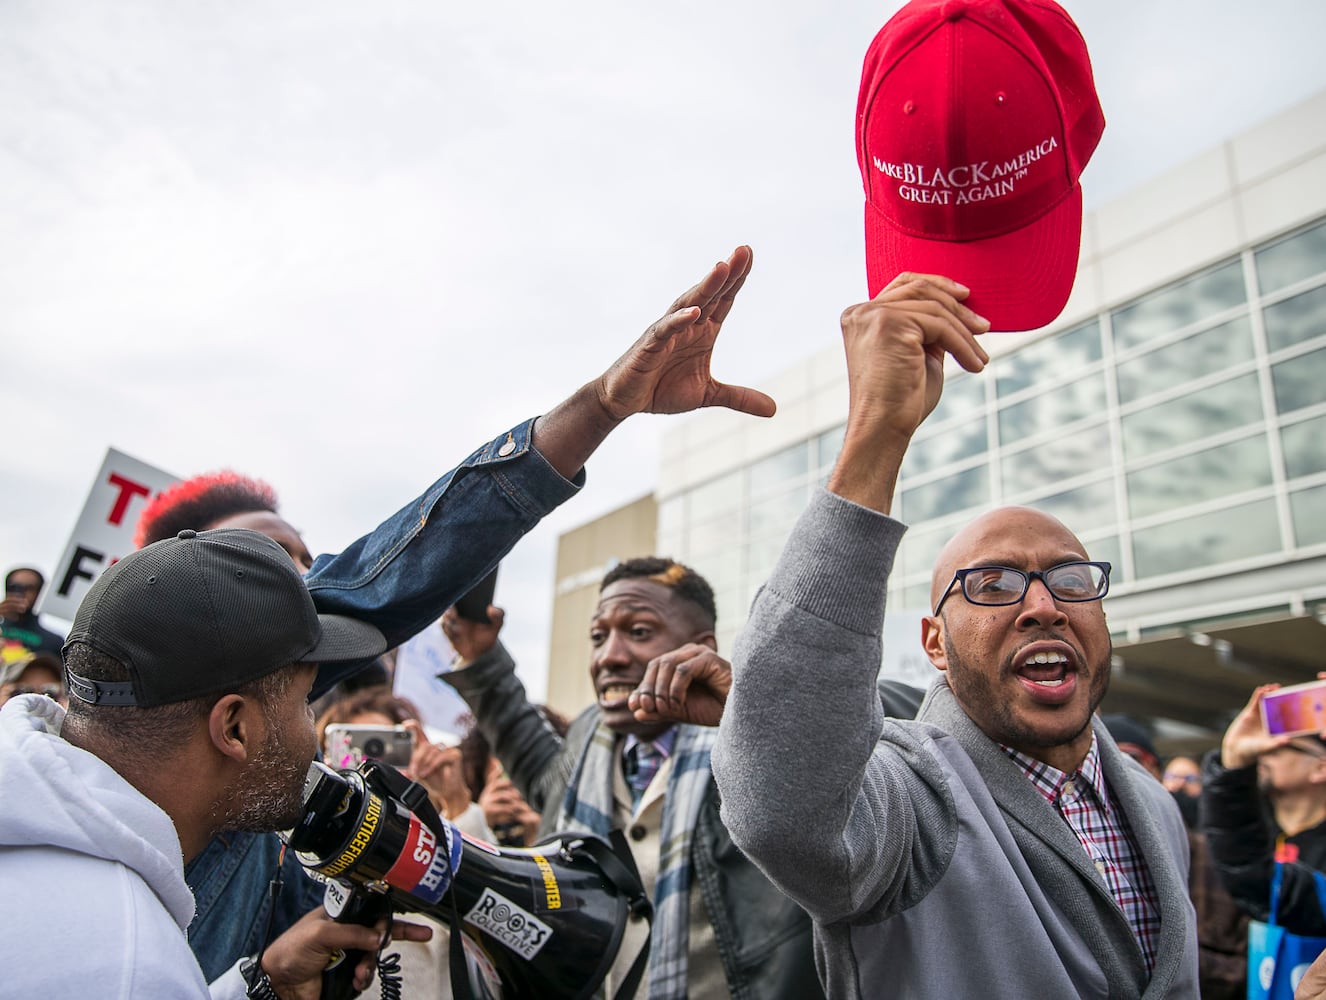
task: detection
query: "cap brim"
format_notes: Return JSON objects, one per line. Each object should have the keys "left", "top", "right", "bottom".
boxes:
{"left": 864, "top": 185, "right": 1083, "bottom": 333}
{"left": 303, "top": 614, "right": 388, "bottom": 664}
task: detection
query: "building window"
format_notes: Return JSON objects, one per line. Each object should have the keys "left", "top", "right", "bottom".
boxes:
{"left": 1264, "top": 284, "right": 1326, "bottom": 353}
{"left": 1085, "top": 534, "right": 1123, "bottom": 581}
{"left": 1282, "top": 414, "right": 1326, "bottom": 480}
{"left": 899, "top": 463, "right": 989, "bottom": 524}
{"left": 687, "top": 509, "right": 744, "bottom": 562}
{"left": 1291, "top": 485, "right": 1326, "bottom": 548}
{"left": 921, "top": 372, "right": 985, "bottom": 433}
{"left": 1132, "top": 498, "right": 1280, "bottom": 578}
{"left": 747, "top": 482, "right": 810, "bottom": 540}
{"left": 1111, "top": 258, "right": 1246, "bottom": 351}
{"left": 748, "top": 441, "right": 809, "bottom": 497}
{"left": 1255, "top": 217, "right": 1326, "bottom": 295}
{"left": 1120, "top": 372, "right": 1264, "bottom": 461}
{"left": 1114, "top": 315, "right": 1255, "bottom": 406}
{"left": 689, "top": 469, "right": 744, "bottom": 516}
{"left": 1015, "top": 477, "right": 1117, "bottom": 532}
{"left": 1271, "top": 346, "right": 1326, "bottom": 416}
{"left": 995, "top": 320, "right": 1102, "bottom": 398}
{"left": 1001, "top": 421, "right": 1111, "bottom": 495}
{"left": 997, "top": 370, "right": 1106, "bottom": 445}
{"left": 1126, "top": 434, "right": 1273, "bottom": 519}
{"left": 903, "top": 419, "right": 988, "bottom": 478}
{"left": 816, "top": 424, "right": 846, "bottom": 471}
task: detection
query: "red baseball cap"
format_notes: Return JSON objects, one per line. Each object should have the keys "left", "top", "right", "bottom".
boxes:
{"left": 857, "top": 0, "right": 1105, "bottom": 331}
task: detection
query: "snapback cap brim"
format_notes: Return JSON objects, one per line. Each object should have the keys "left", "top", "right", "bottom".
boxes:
{"left": 303, "top": 613, "right": 388, "bottom": 664}
{"left": 864, "top": 183, "right": 1083, "bottom": 333}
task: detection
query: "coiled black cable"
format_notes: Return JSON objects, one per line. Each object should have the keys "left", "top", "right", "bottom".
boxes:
{"left": 376, "top": 951, "right": 403, "bottom": 1000}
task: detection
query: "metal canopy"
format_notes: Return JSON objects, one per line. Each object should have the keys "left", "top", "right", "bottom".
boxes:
{"left": 1102, "top": 612, "right": 1326, "bottom": 757}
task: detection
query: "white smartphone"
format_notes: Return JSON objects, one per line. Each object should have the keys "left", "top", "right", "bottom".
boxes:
{"left": 1261, "top": 680, "right": 1326, "bottom": 738}
{"left": 324, "top": 723, "right": 416, "bottom": 769}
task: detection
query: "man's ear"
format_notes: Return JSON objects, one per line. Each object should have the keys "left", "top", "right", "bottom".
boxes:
{"left": 207, "top": 694, "right": 259, "bottom": 764}
{"left": 697, "top": 630, "right": 718, "bottom": 653}
{"left": 921, "top": 615, "right": 948, "bottom": 672}
{"left": 1310, "top": 756, "right": 1326, "bottom": 786}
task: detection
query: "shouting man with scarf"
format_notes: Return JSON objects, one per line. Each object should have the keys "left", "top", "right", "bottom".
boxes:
{"left": 440, "top": 557, "right": 822, "bottom": 1000}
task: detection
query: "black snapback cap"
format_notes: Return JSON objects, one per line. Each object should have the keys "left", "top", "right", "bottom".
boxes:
{"left": 64, "top": 527, "right": 387, "bottom": 707}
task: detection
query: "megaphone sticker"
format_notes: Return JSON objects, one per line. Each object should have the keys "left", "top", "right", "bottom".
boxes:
{"left": 464, "top": 888, "right": 555, "bottom": 960}
{"left": 384, "top": 813, "right": 461, "bottom": 904}
{"left": 532, "top": 853, "right": 562, "bottom": 910}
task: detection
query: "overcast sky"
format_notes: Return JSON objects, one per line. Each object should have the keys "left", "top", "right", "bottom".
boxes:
{"left": 4, "top": 0, "right": 1326, "bottom": 702}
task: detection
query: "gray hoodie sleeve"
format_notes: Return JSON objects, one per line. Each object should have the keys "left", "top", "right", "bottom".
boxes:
{"left": 712, "top": 488, "right": 953, "bottom": 925}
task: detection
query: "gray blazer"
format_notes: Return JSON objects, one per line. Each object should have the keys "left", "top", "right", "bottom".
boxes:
{"left": 714, "top": 488, "right": 1200, "bottom": 999}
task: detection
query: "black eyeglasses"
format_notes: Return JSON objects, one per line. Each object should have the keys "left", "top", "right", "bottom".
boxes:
{"left": 932, "top": 561, "right": 1111, "bottom": 616}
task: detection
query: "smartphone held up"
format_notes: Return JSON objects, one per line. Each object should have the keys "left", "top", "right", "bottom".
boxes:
{"left": 324, "top": 723, "right": 416, "bottom": 769}
{"left": 1262, "top": 679, "right": 1326, "bottom": 739}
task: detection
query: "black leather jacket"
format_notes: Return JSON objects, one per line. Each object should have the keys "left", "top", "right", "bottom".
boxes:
{"left": 444, "top": 642, "right": 824, "bottom": 1000}
{"left": 1199, "top": 749, "right": 1326, "bottom": 935}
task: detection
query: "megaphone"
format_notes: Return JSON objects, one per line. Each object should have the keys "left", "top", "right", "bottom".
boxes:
{"left": 283, "top": 759, "right": 650, "bottom": 1000}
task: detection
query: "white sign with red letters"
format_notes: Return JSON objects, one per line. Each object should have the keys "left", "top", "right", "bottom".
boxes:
{"left": 40, "top": 448, "right": 179, "bottom": 621}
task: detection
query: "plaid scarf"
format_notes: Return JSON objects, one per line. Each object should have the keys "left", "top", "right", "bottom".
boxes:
{"left": 553, "top": 718, "right": 717, "bottom": 1000}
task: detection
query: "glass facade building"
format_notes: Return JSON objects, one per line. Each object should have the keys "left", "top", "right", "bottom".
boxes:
{"left": 658, "top": 218, "right": 1326, "bottom": 654}
{"left": 550, "top": 91, "right": 1326, "bottom": 738}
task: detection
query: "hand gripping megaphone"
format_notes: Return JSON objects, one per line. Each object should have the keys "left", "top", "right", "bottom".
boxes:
{"left": 282, "top": 759, "right": 651, "bottom": 1000}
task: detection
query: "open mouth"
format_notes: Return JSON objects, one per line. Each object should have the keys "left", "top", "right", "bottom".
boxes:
{"left": 1020, "top": 650, "right": 1070, "bottom": 687}
{"left": 1014, "top": 646, "right": 1078, "bottom": 703}
{"left": 599, "top": 683, "right": 635, "bottom": 706}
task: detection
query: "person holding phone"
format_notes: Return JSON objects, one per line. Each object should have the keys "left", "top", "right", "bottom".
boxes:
{"left": 0, "top": 567, "right": 65, "bottom": 661}
{"left": 1201, "top": 681, "right": 1326, "bottom": 935}
{"left": 315, "top": 688, "right": 478, "bottom": 828}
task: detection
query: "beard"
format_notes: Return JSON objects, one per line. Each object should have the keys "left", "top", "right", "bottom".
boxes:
{"left": 213, "top": 712, "right": 313, "bottom": 834}
{"left": 943, "top": 631, "right": 1111, "bottom": 753}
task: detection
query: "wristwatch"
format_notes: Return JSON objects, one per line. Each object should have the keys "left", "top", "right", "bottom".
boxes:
{"left": 239, "top": 956, "right": 280, "bottom": 1000}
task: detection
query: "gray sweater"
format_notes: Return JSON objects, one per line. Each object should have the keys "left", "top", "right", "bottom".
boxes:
{"left": 712, "top": 488, "right": 1200, "bottom": 999}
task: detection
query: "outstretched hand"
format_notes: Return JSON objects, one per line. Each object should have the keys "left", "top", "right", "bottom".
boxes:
{"left": 530, "top": 245, "right": 774, "bottom": 481}
{"left": 628, "top": 643, "right": 732, "bottom": 728}
{"left": 594, "top": 246, "right": 776, "bottom": 422}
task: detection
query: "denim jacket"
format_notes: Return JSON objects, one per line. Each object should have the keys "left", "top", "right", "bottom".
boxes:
{"left": 188, "top": 418, "right": 581, "bottom": 980}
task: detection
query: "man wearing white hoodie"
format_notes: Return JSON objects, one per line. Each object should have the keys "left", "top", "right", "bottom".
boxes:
{"left": 0, "top": 528, "right": 429, "bottom": 999}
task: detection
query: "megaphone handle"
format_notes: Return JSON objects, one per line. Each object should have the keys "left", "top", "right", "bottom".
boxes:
{"left": 321, "top": 887, "right": 393, "bottom": 1000}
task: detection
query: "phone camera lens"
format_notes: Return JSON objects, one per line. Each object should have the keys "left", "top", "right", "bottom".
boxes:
{"left": 364, "top": 738, "right": 385, "bottom": 758}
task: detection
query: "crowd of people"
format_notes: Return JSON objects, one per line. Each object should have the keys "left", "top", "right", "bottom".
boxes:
{"left": 2, "top": 0, "right": 1324, "bottom": 998}
{"left": 5, "top": 264, "right": 1326, "bottom": 1000}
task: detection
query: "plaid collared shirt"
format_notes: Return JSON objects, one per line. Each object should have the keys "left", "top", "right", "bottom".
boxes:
{"left": 1003, "top": 737, "right": 1161, "bottom": 971}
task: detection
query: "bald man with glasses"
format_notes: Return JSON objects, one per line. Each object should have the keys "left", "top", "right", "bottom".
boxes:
{"left": 712, "top": 273, "right": 1199, "bottom": 999}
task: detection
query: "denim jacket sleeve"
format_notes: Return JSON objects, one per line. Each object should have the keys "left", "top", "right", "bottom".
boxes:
{"left": 303, "top": 419, "right": 582, "bottom": 697}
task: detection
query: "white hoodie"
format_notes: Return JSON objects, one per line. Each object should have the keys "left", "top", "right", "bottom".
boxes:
{"left": 0, "top": 695, "right": 247, "bottom": 998}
